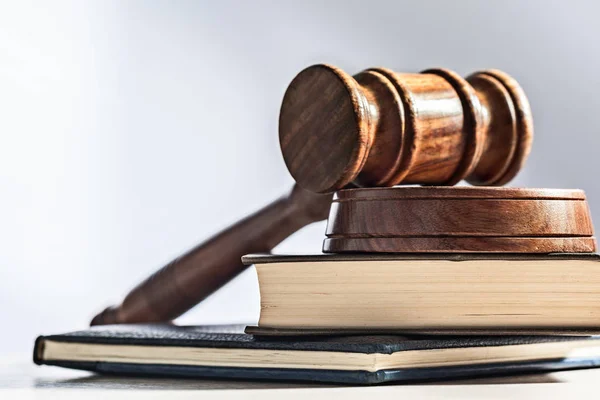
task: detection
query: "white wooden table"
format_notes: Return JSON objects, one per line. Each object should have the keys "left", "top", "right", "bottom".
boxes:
{"left": 2, "top": 354, "right": 600, "bottom": 399}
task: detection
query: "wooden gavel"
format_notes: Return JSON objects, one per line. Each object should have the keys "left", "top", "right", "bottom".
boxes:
{"left": 280, "top": 64, "right": 533, "bottom": 193}
{"left": 91, "top": 64, "right": 533, "bottom": 325}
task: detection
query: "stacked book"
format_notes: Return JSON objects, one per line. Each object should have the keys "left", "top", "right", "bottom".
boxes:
{"left": 34, "top": 187, "right": 600, "bottom": 384}
{"left": 34, "top": 252, "right": 600, "bottom": 384}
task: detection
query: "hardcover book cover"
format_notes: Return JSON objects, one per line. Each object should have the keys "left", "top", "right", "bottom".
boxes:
{"left": 34, "top": 324, "right": 600, "bottom": 384}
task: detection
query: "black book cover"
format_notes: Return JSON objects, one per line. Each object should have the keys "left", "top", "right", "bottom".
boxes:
{"left": 34, "top": 324, "right": 600, "bottom": 384}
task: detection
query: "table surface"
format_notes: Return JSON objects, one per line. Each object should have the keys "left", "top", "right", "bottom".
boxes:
{"left": 3, "top": 355, "right": 600, "bottom": 399}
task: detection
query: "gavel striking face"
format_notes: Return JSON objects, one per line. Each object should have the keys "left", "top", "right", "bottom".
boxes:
{"left": 279, "top": 64, "right": 533, "bottom": 193}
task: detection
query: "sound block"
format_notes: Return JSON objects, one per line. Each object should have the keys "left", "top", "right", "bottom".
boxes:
{"left": 323, "top": 187, "right": 596, "bottom": 253}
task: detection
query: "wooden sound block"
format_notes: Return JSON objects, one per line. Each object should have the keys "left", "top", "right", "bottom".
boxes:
{"left": 323, "top": 187, "right": 597, "bottom": 253}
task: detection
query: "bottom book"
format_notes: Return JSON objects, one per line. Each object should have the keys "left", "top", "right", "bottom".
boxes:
{"left": 34, "top": 324, "right": 600, "bottom": 385}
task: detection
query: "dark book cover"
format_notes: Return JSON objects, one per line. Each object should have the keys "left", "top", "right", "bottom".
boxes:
{"left": 34, "top": 324, "right": 600, "bottom": 384}
{"left": 242, "top": 252, "right": 600, "bottom": 265}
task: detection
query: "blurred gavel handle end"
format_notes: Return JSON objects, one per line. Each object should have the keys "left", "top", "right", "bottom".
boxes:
{"left": 90, "top": 184, "right": 332, "bottom": 326}
{"left": 90, "top": 306, "right": 119, "bottom": 326}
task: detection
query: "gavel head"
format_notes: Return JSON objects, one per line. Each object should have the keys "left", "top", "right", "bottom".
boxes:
{"left": 279, "top": 64, "right": 533, "bottom": 193}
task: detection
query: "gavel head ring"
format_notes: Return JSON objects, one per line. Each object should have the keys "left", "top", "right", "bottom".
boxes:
{"left": 279, "top": 64, "right": 534, "bottom": 193}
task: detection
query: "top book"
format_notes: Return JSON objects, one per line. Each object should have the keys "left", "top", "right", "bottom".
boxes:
{"left": 243, "top": 253, "right": 600, "bottom": 333}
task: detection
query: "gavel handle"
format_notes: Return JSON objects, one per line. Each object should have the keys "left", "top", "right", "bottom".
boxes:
{"left": 90, "top": 184, "right": 332, "bottom": 326}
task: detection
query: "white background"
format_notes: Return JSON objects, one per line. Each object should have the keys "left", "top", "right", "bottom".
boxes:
{"left": 1, "top": 0, "right": 599, "bottom": 355}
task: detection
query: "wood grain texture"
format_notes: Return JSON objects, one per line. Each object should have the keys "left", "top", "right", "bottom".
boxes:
{"left": 421, "top": 68, "right": 484, "bottom": 185}
{"left": 352, "top": 70, "right": 404, "bottom": 187}
{"left": 469, "top": 70, "right": 534, "bottom": 186}
{"left": 324, "top": 237, "right": 597, "bottom": 254}
{"left": 372, "top": 69, "right": 466, "bottom": 185}
{"left": 323, "top": 187, "right": 596, "bottom": 254}
{"left": 279, "top": 64, "right": 533, "bottom": 193}
{"left": 465, "top": 73, "right": 517, "bottom": 185}
{"left": 279, "top": 65, "right": 371, "bottom": 194}
{"left": 332, "top": 186, "right": 587, "bottom": 200}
